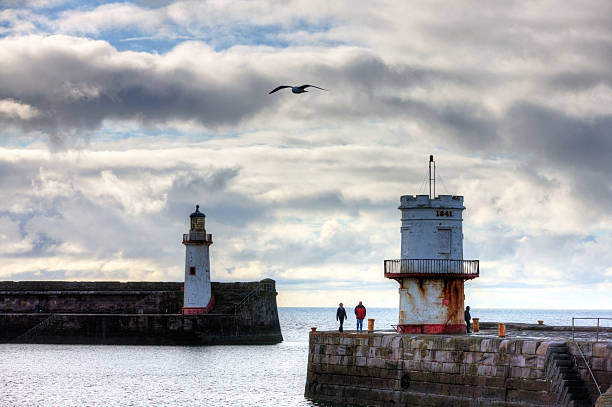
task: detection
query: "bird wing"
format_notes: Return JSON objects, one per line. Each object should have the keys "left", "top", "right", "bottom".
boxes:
{"left": 269, "top": 85, "right": 291, "bottom": 94}
{"left": 300, "top": 85, "right": 327, "bottom": 91}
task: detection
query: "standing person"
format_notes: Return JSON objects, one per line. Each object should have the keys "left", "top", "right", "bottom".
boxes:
{"left": 354, "top": 301, "right": 366, "bottom": 332}
{"left": 336, "top": 303, "right": 347, "bottom": 332}
{"left": 465, "top": 306, "right": 471, "bottom": 333}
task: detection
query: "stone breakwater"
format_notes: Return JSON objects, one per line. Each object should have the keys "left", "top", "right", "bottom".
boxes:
{"left": 305, "top": 331, "right": 612, "bottom": 406}
{"left": 0, "top": 279, "right": 282, "bottom": 345}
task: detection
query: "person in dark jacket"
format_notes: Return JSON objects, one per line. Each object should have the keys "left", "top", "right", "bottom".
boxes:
{"left": 465, "top": 306, "right": 471, "bottom": 333}
{"left": 336, "top": 303, "right": 347, "bottom": 332}
{"left": 354, "top": 301, "right": 366, "bottom": 331}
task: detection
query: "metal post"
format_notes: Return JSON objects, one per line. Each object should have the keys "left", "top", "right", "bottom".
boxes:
{"left": 572, "top": 317, "right": 575, "bottom": 342}
{"left": 429, "top": 156, "right": 432, "bottom": 199}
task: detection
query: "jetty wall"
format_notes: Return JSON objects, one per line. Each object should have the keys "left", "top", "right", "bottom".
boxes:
{"left": 0, "top": 281, "right": 183, "bottom": 314}
{"left": 305, "top": 331, "right": 612, "bottom": 406}
{"left": 0, "top": 279, "right": 282, "bottom": 345}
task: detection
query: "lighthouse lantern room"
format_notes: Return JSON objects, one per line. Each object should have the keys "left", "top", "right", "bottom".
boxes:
{"left": 384, "top": 156, "right": 479, "bottom": 334}
{"left": 182, "top": 205, "right": 214, "bottom": 314}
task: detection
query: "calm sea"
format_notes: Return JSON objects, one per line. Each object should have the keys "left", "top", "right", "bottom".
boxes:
{"left": 1, "top": 308, "right": 611, "bottom": 407}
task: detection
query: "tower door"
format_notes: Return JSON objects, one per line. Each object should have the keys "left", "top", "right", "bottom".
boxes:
{"left": 438, "top": 228, "right": 451, "bottom": 255}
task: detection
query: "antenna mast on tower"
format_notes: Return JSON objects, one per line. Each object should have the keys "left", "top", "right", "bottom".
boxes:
{"left": 429, "top": 155, "right": 436, "bottom": 199}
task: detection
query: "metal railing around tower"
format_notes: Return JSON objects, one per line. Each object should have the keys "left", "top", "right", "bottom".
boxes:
{"left": 384, "top": 259, "right": 479, "bottom": 278}
{"left": 182, "top": 232, "right": 212, "bottom": 243}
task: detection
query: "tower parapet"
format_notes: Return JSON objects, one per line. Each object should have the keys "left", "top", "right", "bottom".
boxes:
{"left": 400, "top": 194, "right": 464, "bottom": 208}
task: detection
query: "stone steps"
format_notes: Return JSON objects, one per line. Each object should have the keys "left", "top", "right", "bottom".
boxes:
{"left": 545, "top": 343, "right": 592, "bottom": 407}
{"left": 210, "top": 286, "right": 264, "bottom": 314}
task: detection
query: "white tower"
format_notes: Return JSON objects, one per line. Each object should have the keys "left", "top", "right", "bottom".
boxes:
{"left": 182, "top": 205, "right": 214, "bottom": 314}
{"left": 384, "top": 156, "right": 479, "bottom": 334}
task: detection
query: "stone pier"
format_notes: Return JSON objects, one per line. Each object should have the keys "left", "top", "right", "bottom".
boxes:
{"left": 0, "top": 280, "right": 282, "bottom": 345}
{"left": 305, "top": 329, "right": 612, "bottom": 406}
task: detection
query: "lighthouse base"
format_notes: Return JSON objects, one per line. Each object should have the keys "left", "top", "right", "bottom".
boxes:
{"left": 182, "top": 293, "right": 215, "bottom": 315}
{"left": 396, "top": 323, "right": 466, "bottom": 334}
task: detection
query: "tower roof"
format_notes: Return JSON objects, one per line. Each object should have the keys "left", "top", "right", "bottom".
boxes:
{"left": 189, "top": 205, "right": 206, "bottom": 218}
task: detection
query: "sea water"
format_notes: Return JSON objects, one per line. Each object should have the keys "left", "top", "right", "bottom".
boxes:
{"left": 1, "top": 308, "right": 611, "bottom": 407}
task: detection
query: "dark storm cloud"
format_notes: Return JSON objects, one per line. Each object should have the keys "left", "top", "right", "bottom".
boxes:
{"left": 316, "top": 53, "right": 484, "bottom": 94}
{"left": 169, "top": 166, "right": 241, "bottom": 194}
{"left": 382, "top": 96, "right": 498, "bottom": 150}
{"left": 0, "top": 37, "right": 276, "bottom": 142}
{"left": 546, "top": 72, "right": 612, "bottom": 92}
{"left": 4, "top": 34, "right": 605, "bottom": 172}
{"left": 501, "top": 103, "right": 612, "bottom": 203}
{"left": 165, "top": 167, "right": 271, "bottom": 228}
{"left": 0, "top": 66, "right": 265, "bottom": 132}
{"left": 278, "top": 190, "right": 388, "bottom": 215}
{"left": 503, "top": 103, "right": 612, "bottom": 173}
{"left": 1, "top": 32, "right": 609, "bottom": 220}
{"left": 0, "top": 36, "right": 499, "bottom": 147}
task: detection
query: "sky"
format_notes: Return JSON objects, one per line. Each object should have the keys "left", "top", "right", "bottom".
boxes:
{"left": 0, "top": 0, "right": 611, "bottom": 309}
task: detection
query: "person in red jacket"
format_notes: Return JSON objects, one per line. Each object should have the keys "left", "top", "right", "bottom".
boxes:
{"left": 354, "top": 301, "right": 366, "bottom": 331}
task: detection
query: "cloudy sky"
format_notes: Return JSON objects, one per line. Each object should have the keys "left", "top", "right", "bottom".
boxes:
{"left": 1, "top": 0, "right": 611, "bottom": 309}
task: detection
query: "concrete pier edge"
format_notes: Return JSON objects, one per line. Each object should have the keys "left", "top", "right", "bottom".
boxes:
{"left": 305, "top": 329, "right": 612, "bottom": 406}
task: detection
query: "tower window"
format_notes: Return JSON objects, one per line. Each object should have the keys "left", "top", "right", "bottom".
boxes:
{"left": 191, "top": 217, "right": 204, "bottom": 231}
{"left": 189, "top": 266, "right": 196, "bottom": 275}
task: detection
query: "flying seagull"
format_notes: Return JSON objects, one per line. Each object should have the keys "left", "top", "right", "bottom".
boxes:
{"left": 268, "top": 84, "right": 327, "bottom": 94}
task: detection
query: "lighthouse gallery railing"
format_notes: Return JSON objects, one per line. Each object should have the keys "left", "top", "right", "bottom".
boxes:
{"left": 384, "top": 259, "right": 479, "bottom": 277}
{"left": 183, "top": 232, "right": 212, "bottom": 243}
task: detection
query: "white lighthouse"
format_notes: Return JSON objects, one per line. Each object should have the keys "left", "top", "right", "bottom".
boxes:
{"left": 182, "top": 205, "right": 214, "bottom": 314}
{"left": 384, "top": 156, "right": 479, "bottom": 334}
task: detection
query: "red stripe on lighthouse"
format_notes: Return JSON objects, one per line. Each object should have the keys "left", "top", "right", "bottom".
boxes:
{"left": 182, "top": 292, "right": 215, "bottom": 315}
{"left": 396, "top": 323, "right": 466, "bottom": 334}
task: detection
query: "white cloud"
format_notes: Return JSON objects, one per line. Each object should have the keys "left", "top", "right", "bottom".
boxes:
{"left": 0, "top": 98, "right": 40, "bottom": 120}
{"left": 57, "top": 3, "right": 164, "bottom": 35}
{"left": 0, "top": 0, "right": 610, "bottom": 308}
{"left": 91, "top": 170, "right": 170, "bottom": 215}
{"left": 0, "top": 133, "right": 609, "bottom": 307}
{"left": 0, "top": 216, "right": 34, "bottom": 255}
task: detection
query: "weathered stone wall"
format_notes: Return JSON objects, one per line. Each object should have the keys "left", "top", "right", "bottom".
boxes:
{"left": 305, "top": 332, "right": 612, "bottom": 406}
{"left": 0, "top": 281, "right": 184, "bottom": 291}
{"left": 0, "top": 281, "right": 184, "bottom": 314}
{"left": 0, "top": 281, "right": 264, "bottom": 314}
{"left": 0, "top": 280, "right": 282, "bottom": 345}
{"left": 0, "top": 311, "right": 281, "bottom": 345}
{"left": 570, "top": 341, "right": 612, "bottom": 401}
